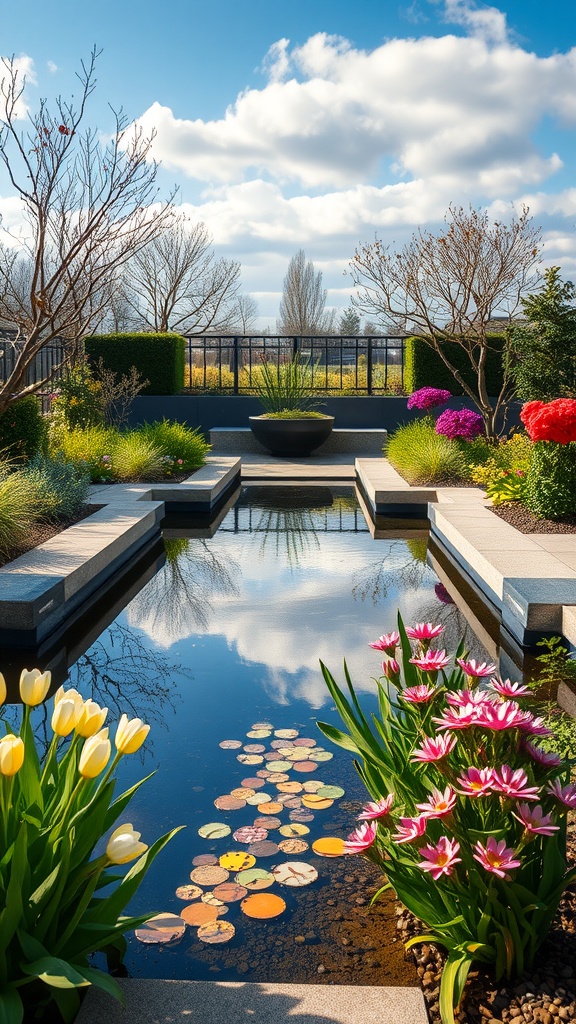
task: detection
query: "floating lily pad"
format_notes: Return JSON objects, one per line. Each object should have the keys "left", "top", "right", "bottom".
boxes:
{"left": 274, "top": 729, "right": 299, "bottom": 739}
{"left": 198, "top": 823, "right": 231, "bottom": 840}
{"left": 302, "top": 780, "right": 324, "bottom": 793}
{"left": 243, "top": 744, "right": 266, "bottom": 754}
{"left": 266, "top": 772, "right": 290, "bottom": 784}
{"left": 212, "top": 881, "right": 248, "bottom": 903}
{"left": 190, "top": 865, "right": 230, "bottom": 886}
{"left": 276, "top": 746, "right": 299, "bottom": 757}
{"left": 302, "top": 794, "right": 334, "bottom": 810}
{"left": 276, "top": 781, "right": 303, "bottom": 794}
{"left": 219, "top": 740, "right": 242, "bottom": 749}
{"left": 317, "top": 785, "right": 345, "bottom": 799}
{"left": 233, "top": 826, "right": 268, "bottom": 844}
{"left": 247, "top": 840, "right": 280, "bottom": 857}
{"left": 197, "top": 919, "right": 236, "bottom": 944}
{"left": 253, "top": 816, "right": 282, "bottom": 830}
{"left": 214, "top": 796, "right": 246, "bottom": 811}
{"left": 202, "top": 891, "right": 225, "bottom": 907}
{"left": 279, "top": 823, "right": 310, "bottom": 838}
{"left": 256, "top": 769, "right": 271, "bottom": 779}
{"left": 312, "top": 837, "right": 346, "bottom": 858}
{"left": 181, "top": 903, "right": 219, "bottom": 927}
{"left": 289, "top": 810, "right": 314, "bottom": 823}
{"left": 246, "top": 729, "right": 272, "bottom": 739}
{"left": 241, "top": 776, "right": 266, "bottom": 790}
{"left": 175, "top": 884, "right": 203, "bottom": 901}
{"left": 278, "top": 838, "right": 309, "bottom": 854}
{"left": 135, "top": 913, "right": 186, "bottom": 944}
{"left": 235, "top": 868, "right": 275, "bottom": 890}
{"left": 241, "top": 893, "right": 287, "bottom": 919}
{"left": 219, "top": 852, "right": 256, "bottom": 871}
{"left": 230, "top": 787, "right": 256, "bottom": 800}
{"left": 272, "top": 861, "right": 318, "bottom": 887}
{"left": 266, "top": 761, "right": 292, "bottom": 772}
{"left": 251, "top": 721, "right": 273, "bottom": 730}
{"left": 246, "top": 792, "right": 271, "bottom": 806}
{"left": 292, "top": 761, "right": 317, "bottom": 774}
{"left": 192, "top": 853, "right": 219, "bottom": 867}
{"left": 293, "top": 737, "right": 317, "bottom": 747}
{"left": 307, "top": 750, "right": 333, "bottom": 762}
{"left": 257, "top": 801, "right": 283, "bottom": 814}
{"left": 237, "top": 754, "right": 264, "bottom": 765}
{"left": 285, "top": 750, "right": 311, "bottom": 762}
{"left": 282, "top": 797, "right": 302, "bottom": 809}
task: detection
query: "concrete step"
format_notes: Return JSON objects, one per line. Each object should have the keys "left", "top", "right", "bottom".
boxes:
{"left": 210, "top": 427, "right": 386, "bottom": 455}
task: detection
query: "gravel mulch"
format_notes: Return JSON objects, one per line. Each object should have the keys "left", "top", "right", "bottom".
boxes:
{"left": 399, "top": 818, "right": 576, "bottom": 1023}
{"left": 491, "top": 502, "right": 576, "bottom": 535}
{"left": 0, "top": 504, "right": 104, "bottom": 570}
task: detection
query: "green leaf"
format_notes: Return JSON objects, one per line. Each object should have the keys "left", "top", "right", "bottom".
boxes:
{"left": 404, "top": 933, "right": 444, "bottom": 950}
{"left": 0, "top": 989, "right": 23, "bottom": 1024}
{"left": 103, "top": 772, "right": 155, "bottom": 833}
{"left": 20, "top": 957, "right": 90, "bottom": 989}
{"left": 79, "top": 966, "right": 125, "bottom": 1005}
{"left": 49, "top": 986, "right": 81, "bottom": 1024}
{"left": 316, "top": 721, "right": 359, "bottom": 754}
{"left": 439, "top": 953, "right": 469, "bottom": 1024}
{"left": 0, "top": 826, "right": 27, "bottom": 956}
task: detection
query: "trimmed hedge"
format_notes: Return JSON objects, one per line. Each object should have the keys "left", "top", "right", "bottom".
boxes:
{"left": 0, "top": 396, "right": 46, "bottom": 463}
{"left": 404, "top": 335, "right": 507, "bottom": 396}
{"left": 84, "top": 333, "right": 186, "bottom": 395}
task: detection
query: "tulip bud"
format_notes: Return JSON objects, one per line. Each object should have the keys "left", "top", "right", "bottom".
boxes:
{"left": 0, "top": 735, "right": 24, "bottom": 776}
{"left": 75, "top": 700, "right": 108, "bottom": 738}
{"left": 78, "top": 728, "right": 111, "bottom": 778}
{"left": 114, "top": 714, "right": 150, "bottom": 755}
{"left": 0, "top": 674, "right": 6, "bottom": 707}
{"left": 105, "top": 823, "right": 148, "bottom": 864}
{"left": 52, "top": 697, "right": 83, "bottom": 738}
{"left": 20, "top": 669, "right": 51, "bottom": 707}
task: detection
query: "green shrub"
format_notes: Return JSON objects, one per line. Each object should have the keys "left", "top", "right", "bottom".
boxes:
{"left": 23, "top": 454, "right": 91, "bottom": 522}
{"left": 49, "top": 425, "right": 116, "bottom": 481}
{"left": 110, "top": 433, "right": 165, "bottom": 482}
{"left": 470, "top": 432, "right": 533, "bottom": 504}
{"left": 85, "top": 333, "right": 185, "bottom": 395}
{"left": 404, "top": 335, "right": 507, "bottom": 396}
{"left": 51, "top": 362, "right": 105, "bottom": 428}
{"left": 525, "top": 441, "right": 576, "bottom": 519}
{"left": 386, "top": 418, "right": 467, "bottom": 484}
{"left": 509, "top": 267, "right": 576, "bottom": 402}
{"left": 0, "top": 468, "right": 38, "bottom": 558}
{"left": 0, "top": 396, "right": 47, "bottom": 463}
{"left": 138, "top": 419, "right": 209, "bottom": 471}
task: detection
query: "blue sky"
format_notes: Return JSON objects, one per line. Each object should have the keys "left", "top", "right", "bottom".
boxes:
{"left": 2, "top": 0, "right": 576, "bottom": 326}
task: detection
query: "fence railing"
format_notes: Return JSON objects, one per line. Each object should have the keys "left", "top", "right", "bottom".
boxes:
{"left": 0, "top": 332, "right": 67, "bottom": 390}
{"left": 183, "top": 335, "right": 406, "bottom": 395}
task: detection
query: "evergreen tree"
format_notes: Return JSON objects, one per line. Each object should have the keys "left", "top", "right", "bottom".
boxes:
{"left": 509, "top": 267, "right": 576, "bottom": 401}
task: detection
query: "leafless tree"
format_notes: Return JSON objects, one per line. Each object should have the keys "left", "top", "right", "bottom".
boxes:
{"left": 0, "top": 48, "right": 176, "bottom": 416}
{"left": 121, "top": 216, "right": 240, "bottom": 334}
{"left": 277, "top": 249, "right": 336, "bottom": 336}
{"left": 229, "top": 293, "right": 259, "bottom": 333}
{"left": 351, "top": 205, "right": 542, "bottom": 437}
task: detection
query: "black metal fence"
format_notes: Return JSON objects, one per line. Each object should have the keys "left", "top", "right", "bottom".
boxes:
{"left": 0, "top": 332, "right": 66, "bottom": 390}
{"left": 183, "top": 335, "right": 406, "bottom": 395}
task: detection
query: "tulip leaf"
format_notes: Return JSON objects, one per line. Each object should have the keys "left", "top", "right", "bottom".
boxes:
{"left": 0, "top": 988, "right": 23, "bottom": 1024}
{"left": 49, "top": 987, "right": 81, "bottom": 1024}
{"left": 78, "top": 966, "right": 125, "bottom": 1005}
{"left": 0, "top": 826, "right": 27, "bottom": 956}
{"left": 316, "top": 721, "right": 359, "bottom": 754}
{"left": 20, "top": 957, "right": 90, "bottom": 989}
{"left": 103, "top": 772, "right": 156, "bottom": 833}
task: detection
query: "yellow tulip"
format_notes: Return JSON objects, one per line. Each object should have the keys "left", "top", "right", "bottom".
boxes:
{"left": 78, "top": 728, "right": 111, "bottom": 778}
{"left": 0, "top": 673, "right": 6, "bottom": 707}
{"left": 114, "top": 714, "right": 150, "bottom": 755}
{"left": 54, "top": 685, "right": 83, "bottom": 707}
{"left": 75, "top": 700, "right": 108, "bottom": 738}
{"left": 0, "top": 735, "right": 24, "bottom": 776}
{"left": 52, "top": 697, "right": 83, "bottom": 738}
{"left": 105, "top": 823, "right": 148, "bottom": 864}
{"left": 19, "top": 669, "right": 51, "bottom": 707}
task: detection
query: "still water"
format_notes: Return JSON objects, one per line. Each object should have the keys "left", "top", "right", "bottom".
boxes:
{"left": 63, "top": 485, "right": 487, "bottom": 984}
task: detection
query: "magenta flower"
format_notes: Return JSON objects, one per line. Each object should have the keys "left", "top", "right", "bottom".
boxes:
{"left": 382, "top": 658, "right": 401, "bottom": 685}
{"left": 473, "top": 836, "right": 521, "bottom": 880}
{"left": 489, "top": 677, "right": 531, "bottom": 699}
{"left": 435, "top": 582, "right": 455, "bottom": 606}
{"left": 433, "top": 703, "right": 481, "bottom": 731}
{"left": 446, "top": 689, "right": 494, "bottom": 708}
{"left": 344, "top": 821, "right": 377, "bottom": 854}
{"left": 457, "top": 658, "right": 497, "bottom": 679}
{"left": 392, "top": 815, "right": 428, "bottom": 844}
{"left": 407, "top": 387, "right": 452, "bottom": 411}
{"left": 410, "top": 650, "right": 451, "bottom": 674}
{"left": 416, "top": 785, "right": 457, "bottom": 819}
{"left": 406, "top": 622, "right": 444, "bottom": 642}
{"left": 512, "top": 803, "right": 559, "bottom": 837}
{"left": 400, "top": 684, "right": 438, "bottom": 704}
{"left": 418, "top": 836, "right": 461, "bottom": 880}
{"left": 492, "top": 765, "right": 540, "bottom": 801}
{"left": 476, "top": 700, "right": 533, "bottom": 732}
{"left": 546, "top": 780, "right": 576, "bottom": 810}
{"left": 456, "top": 766, "right": 495, "bottom": 797}
{"left": 436, "top": 408, "right": 484, "bottom": 441}
{"left": 522, "top": 741, "right": 562, "bottom": 768}
{"left": 411, "top": 733, "right": 457, "bottom": 763}
{"left": 369, "top": 631, "right": 400, "bottom": 655}
{"left": 357, "top": 795, "right": 394, "bottom": 821}
{"left": 517, "top": 715, "right": 554, "bottom": 738}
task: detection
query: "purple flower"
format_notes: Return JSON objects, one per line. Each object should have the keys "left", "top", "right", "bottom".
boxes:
{"left": 407, "top": 387, "right": 452, "bottom": 411}
{"left": 435, "top": 582, "right": 455, "bottom": 605}
{"left": 435, "top": 408, "right": 484, "bottom": 441}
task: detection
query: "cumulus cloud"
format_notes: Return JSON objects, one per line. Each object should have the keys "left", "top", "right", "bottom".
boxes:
{"left": 261, "top": 38, "right": 291, "bottom": 83}
{"left": 0, "top": 54, "right": 36, "bottom": 118}
{"left": 47, "top": 60, "right": 58, "bottom": 74}
{"left": 441, "top": 0, "right": 508, "bottom": 44}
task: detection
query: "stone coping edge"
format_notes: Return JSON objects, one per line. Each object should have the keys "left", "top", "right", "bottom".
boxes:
{"left": 76, "top": 978, "right": 428, "bottom": 1024}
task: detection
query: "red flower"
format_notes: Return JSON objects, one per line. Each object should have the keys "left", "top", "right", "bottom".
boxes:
{"left": 58, "top": 124, "right": 70, "bottom": 136}
{"left": 520, "top": 399, "right": 576, "bottom": 443}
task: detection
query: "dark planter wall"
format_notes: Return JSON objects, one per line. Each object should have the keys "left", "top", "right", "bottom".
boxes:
{"left": 128, "top": 395, "right": 522, "bottom": 437}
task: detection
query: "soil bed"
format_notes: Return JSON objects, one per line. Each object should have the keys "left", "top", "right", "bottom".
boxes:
{"left": 492, "top": 502, "right": 576, "bottom": 534}
{"left": 0, "top": 504, "right": 104, "bottom": 570}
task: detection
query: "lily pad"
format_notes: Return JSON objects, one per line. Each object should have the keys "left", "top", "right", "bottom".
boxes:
{"left": 293, "top": 761, "right": 317, "bottom": 773}
{"left": 190, "top": 865, "right": 230, "bottom": 886}
{"left": 219, "top": 852, "right": 256, "bottom": 871}
{"left": 175, "top": 884, "right": 203, "bottom": 901}
{"left": 266, "top": 761, "right": 292, "bottom": 772}
{"left": 256, "top": 769, "right": 271, "bottom": 778}
{"left": 257, "top": 801, "right": 283, "bottom": 814}
{"left": 180, "top": 903, "right": 219, "bottom": 927}
{"left": 274, "top": 729, "right": 299, "bottom": 739}
{"left": 279, "top": 823, "right": 310, "bottom": 838}
{"left": 242, "top": 777, "right": 266, "bottom": 789}
{"left": 289, "top": 810, "right": 314, "bottom": 823}
{"left": 212, "top": 882, "right": 248, "bottom": 903}
{"left": 266, "top": 772, "right": 290, "bottom": 784}
{"left": 233, "top": 826, "right": 269, "bottom": 844}
{"left": 235, "top": 868, "right": 275, "bottom": 890}
{"left": 197, "top": 920, "right": 236, "bottom": 944}
{"left": 282, "top": 796, "right": 302, "bottom": 809}
{"left": 272, "top": 861, "right": 318, "bottom": 887}
{"left": 241, "top": 893, "right": 286, "bottom": 919}
{"left": 243, "top": 744, "right": 266, "bottom": 754}
{"left": 302, "top": 795, "right": 334, "bottom": 810}
{"left": 246, "top": 792, "right": 271, "bottom": 806}
{"left": 302, "top": 780, "right": 324, "bottom": 793}
{"left": 312, "top": 837, "right": 346, "bottom": 858}
{"left": 198, "top": 823, "right": 231, "bottom": 840}
{"left": 192, "top": 853, "right": 218, "bottom": 867}
{"left": 135, "top": 913, "right": 186, "bottom": 944}
{"left": 307, "top": 750, "right": 333, "bottom": 762}
{"left": 237, "top": 754, "right": 264, "bottom": 765}
{"left": 253, "top": 816, "right": 282, "bottom": 830}
{"left": 251, "top": 721, "right": 273, "bottom": 730}
{"left": 219, "top": 740, "right": 242, "bottom": 750}
{"left": 246, "top": 729, "right": 272, "bottom": 739}
{"left": 247, "top": 840, "right": 280, "bottom": 857}
{"left": 317, "top": 785, "right": 345, "bottom": 799}
{"left": 214, "top": 796, "right": 246, "bottom": 811}
{"left": 293, "top": 738, "right": 317, "bottom": 747}
{"left": 278, "top": 838, "right": 309, "bottom": 854}
{"left": 230, "top": 787, "right": 256, "bottom": 800}
{"left": 276, "top": 781, "right": 303, "bottom": 794}
{"left": 201, "top": 891, "right": 225, "bottom": 907}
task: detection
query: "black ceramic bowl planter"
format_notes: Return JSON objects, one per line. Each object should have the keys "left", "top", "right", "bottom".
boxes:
{"left": 249, "top": 415, "right": 335, "bottom": 457}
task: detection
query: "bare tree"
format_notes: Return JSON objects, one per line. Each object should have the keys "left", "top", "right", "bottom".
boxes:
{"left": 351, "top": 205, "right": 542, "bottom": 437}
{"left": 277, "top": 249, "right": 336, "bottom": 336}
{"left": 229, "top": 293, "right": 259, "bottom": 333}
{"left": 0, "top": 49, "right": 176, "bottom": 416}
{"left": 121, "top": 216, "right": 240, "bottom": 334}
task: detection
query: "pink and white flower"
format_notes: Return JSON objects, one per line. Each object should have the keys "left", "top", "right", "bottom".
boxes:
{"left": 369, "top": 631, "right": 400, "bottom": 655}
{"left": 406, "top": 622, "right": 443, "bottom": 643}
{"left": 382, "top": 658, "right": 401, "bottom": 685}
{"left": 409, "top": 650, "right": 451, "bottom": 674}
{"left": 522, "top": 741, "right": 562, "bottom": 768}
{"left": 400, "top": 684, "right": 438, "bottom": 704}
{"left": 546, "top": 780, "right": 576, "bottom": 810}
{"left": 418, "top": 836, "right": 461, "bottom": 880}
{"left": 512, "top": 803, "right": 559, "bottom": 836}
{"left": 473, "top": 836, "right": 521, "bottom": 880}
{"left": 456, "top": 766, "right": 495, "bottom": 797}
{"left": 446, "top": 689, "right": 494, "bottom": 707}
{"left": 489, "top": 678, "right": 531, "bottom": 699}
{"left": 476, "top": 700, "right": 533, "bottom": 732}
{"left": 344, "top": 821, "right": 377, "bottom": 854}
{"left": 457, "top": 658, "right": 497, "bottom": 679}
{"left": 433, "top": 704, "right": 482, "bottom": 731}
{"left": 492, "top": 765, "right": 540, "bottom": 801}
{"left": 357, "top": 795, "right": 394, "bottom": 821}
{"left": 392, "top": 815, "right": 428, "bottom": 844}
{"left": 416, "top": 785, "right": 457, "bottom": 818}
{"left": 411, "top": 733, "right": 457, "bottom": 763}
{"left": 517, "top": 715, "right": 554, "bottom": 738}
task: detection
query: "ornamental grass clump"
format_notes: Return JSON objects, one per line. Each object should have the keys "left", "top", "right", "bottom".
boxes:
{"left": 521, "top": 399, "right": 576, "bottom": 518}
{"left": 319, "top": 616, "right": 576, "bottom": 1024}
{"left": 0, "top": 669, "right": 181, "bottom": 1024}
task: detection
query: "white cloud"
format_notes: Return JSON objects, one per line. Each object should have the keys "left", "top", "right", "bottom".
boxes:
{"left": 0, "top": 55, "right": 36, "bottom": 118}
{"left": 47, "top": 60, "right": 58, "bottom": 74}
{"left": 441, "top": 0, "right": 509, "bottom": 44}
{"left": 261, "top": 38, "right": 291, "bottom": 83}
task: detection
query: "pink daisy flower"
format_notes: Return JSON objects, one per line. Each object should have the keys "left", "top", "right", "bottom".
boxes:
{"left": 522, "top": 741, "right": 562, "bottom": 768}
{"left": 492, "top": 765, "right": 540, "bottom": 801}
{"left": 369, "top": 631, "right": 400, "bottom": 655}
{"left": 517, "top": 715, "right": 554, "bottom": 738}
{"left": 457, "top": 658, "right": 497, "bottom": 679}
{"left": 392, "top": 815, "right": 428, "bottom": 844}
{"left": 476, "top": 700, "right": 533, "bottom": 732}
{"left": 411, "top": 733, "right": 457, "bottom": 763}
{"left": 433, "top": 704, "right": 481, "bottom": 731}
{"left": 489, "top": 677, "right": 531, "bottom": 699}
{"left": 382, "top": 658, "right": 401, "bottom": 685}
{"left": 418, "top": 836, "right": 461, "bottom": 880}
{"left": 473, "top": 836, "right": 521, "bottom": 880}
{"left": 409, "top": 650, "right": 451, "bottom": 674}
{"left": 344, "top": 821, "right": 377, "bottom": 854}
{"left": 456, "top": 766, "right": 495, "bottom": 797}
{"left": 512, "top": 803, "right": 559, "bottom": 836}
{"left": 416, "top": 785, "right": 457, "bottom": 819}
{"left": 406, "top": 622, "right": 444, "bottom": 642}
{"left": 357, "top": 795, "right": 394, "bottom": 821}
{"left": 546, "top": 780, "right": 576, "bottom": 810}
{"left": 400, "top": 684, "right": 438, "bottom": 704}
{"left": 446, "top": 689, "right": 494, "bottom": 707}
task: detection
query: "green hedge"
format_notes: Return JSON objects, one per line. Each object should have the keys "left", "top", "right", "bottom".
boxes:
{"left": 0, "top": 396, "right": 46, "bottom": 463}
{"left": 404, "top": 335, "right": 507, "bottom": 396}
{"left": 84, "top": 333, "right": 186, "bottom": 395}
